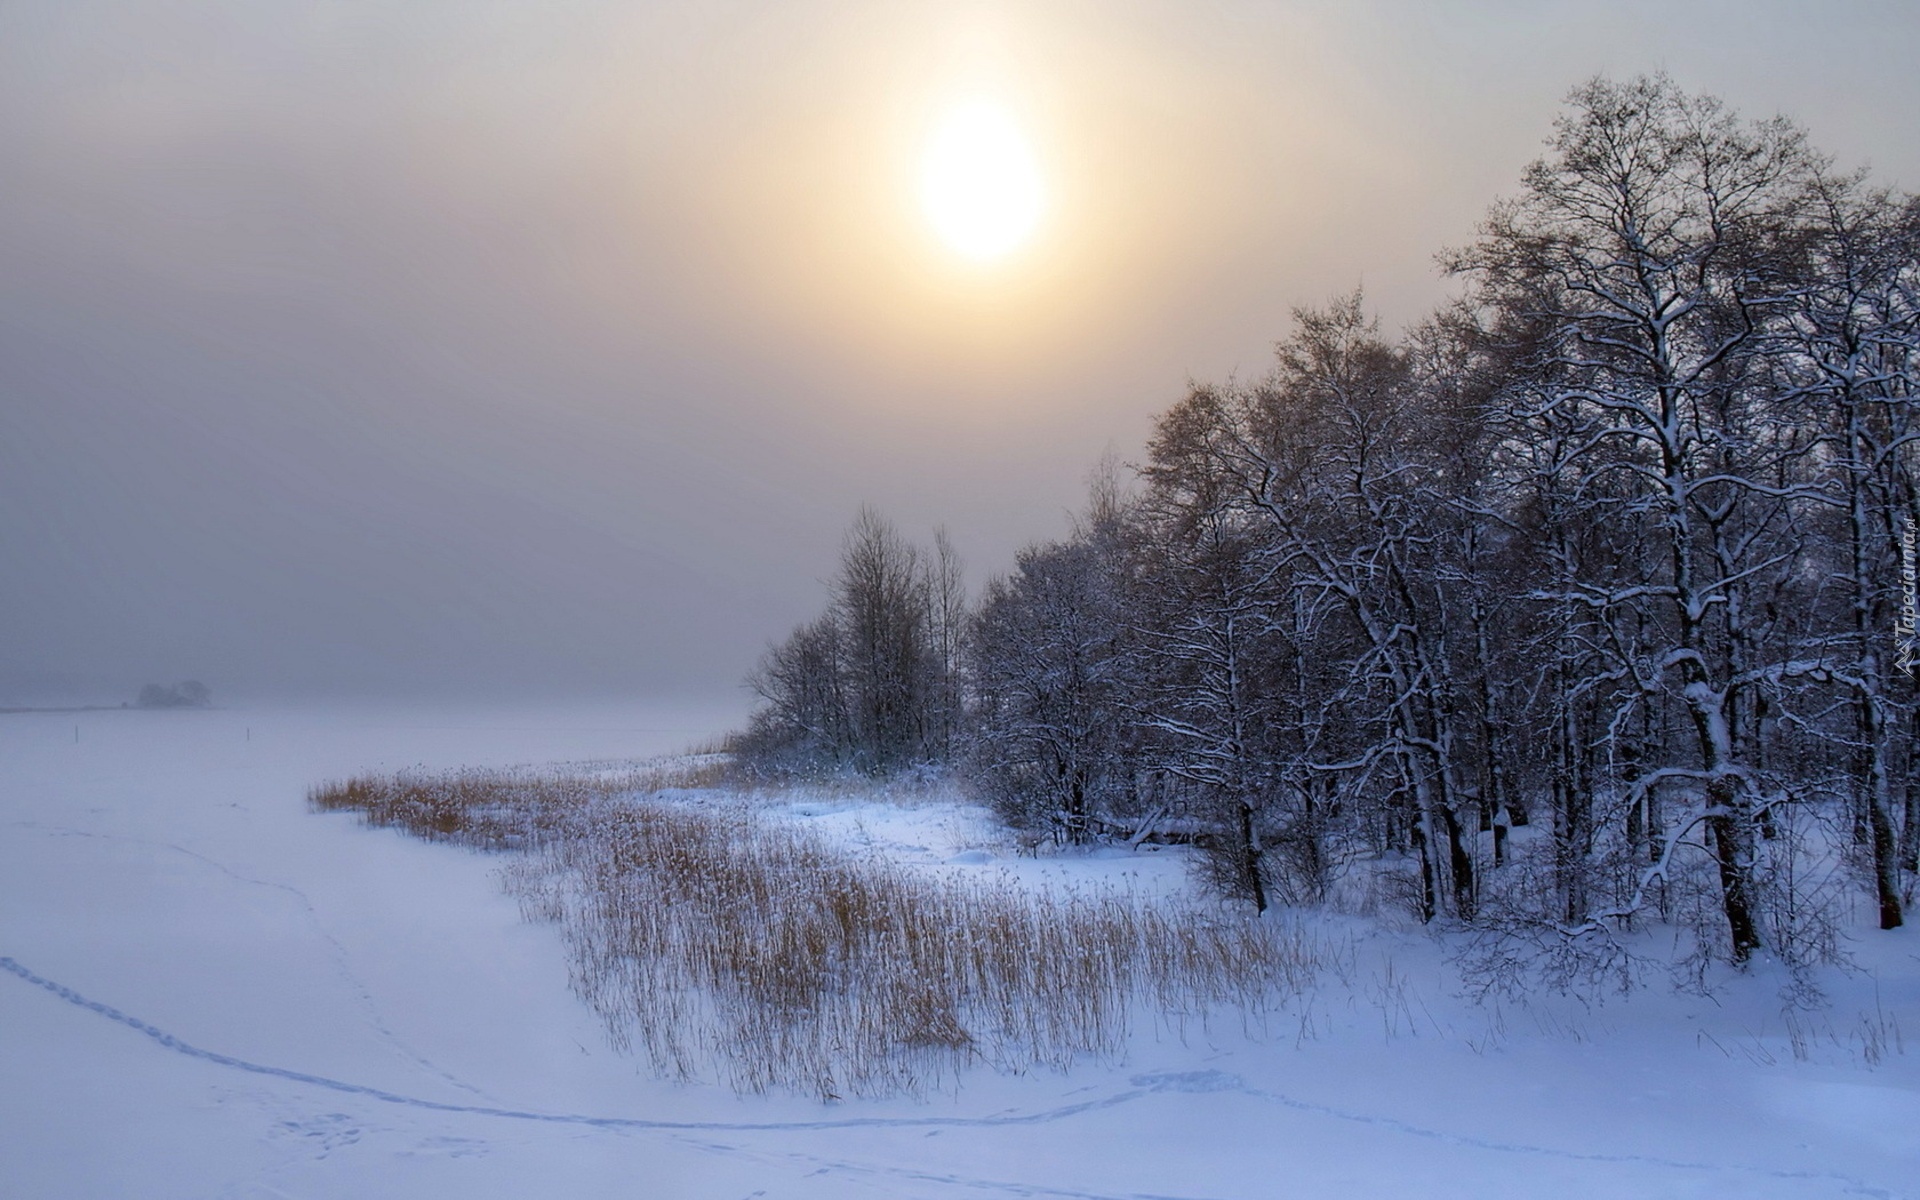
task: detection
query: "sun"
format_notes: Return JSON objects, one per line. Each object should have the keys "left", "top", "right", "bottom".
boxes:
{"left": 919, "top": 99, "right": 1044, "bottom": 262}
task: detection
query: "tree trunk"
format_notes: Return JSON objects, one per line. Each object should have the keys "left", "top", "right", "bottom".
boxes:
{"left": 1443, "top": 805, "right": 1476, "bottom": 920}
{"left": 1237, "top": 798, "right": 1268, "bottom": 914}
{"left": 1409, "top": 818, "right": 1436, "bottom": 924}
{"left": 1705, "top": 777, "right": 1763, "bottom": 964}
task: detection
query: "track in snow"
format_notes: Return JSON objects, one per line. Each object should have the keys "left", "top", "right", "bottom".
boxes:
{"left": 2, "top": 954, "right": 1900, "bottom": 1199}
{"left": 8, "top": 819, "right": 496, "bottom": 1102}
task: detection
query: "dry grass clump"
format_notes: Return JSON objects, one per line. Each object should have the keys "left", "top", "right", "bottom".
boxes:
{"left": 516, "top": 801, "right": 1324, "bottom": 1098}
{"left": 306, "top": 757, "right": 730, "bottom": 849}
{"left": 317, "top": 762, "right": 1326, "bottom": 1098}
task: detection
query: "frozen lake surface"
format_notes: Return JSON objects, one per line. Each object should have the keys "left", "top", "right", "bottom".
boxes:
{"left": 2, "top": 702, "right": 1916, "bottom": 1199}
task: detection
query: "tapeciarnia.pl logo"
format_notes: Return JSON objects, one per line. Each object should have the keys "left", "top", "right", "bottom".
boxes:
{"left": 1899, "top": 515, "right": 1918, "bottom": 676}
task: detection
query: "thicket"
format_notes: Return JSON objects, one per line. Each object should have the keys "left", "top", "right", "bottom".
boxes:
{"left": 730, "top": 506, "right": 966, "bottom": 778}
{"left": 740, "top": 75, "right": 1920, "bottom": 976}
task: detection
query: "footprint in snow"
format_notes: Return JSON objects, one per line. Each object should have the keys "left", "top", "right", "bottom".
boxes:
{"left": 405, "top": 1136, "right": 489, "bottom": 1159}
{"left": 272, "top": 1113, "right": 363, "bottom": 1158}
{"left": 1130, "top": 1069, "right": 1246, "bottom": 1094}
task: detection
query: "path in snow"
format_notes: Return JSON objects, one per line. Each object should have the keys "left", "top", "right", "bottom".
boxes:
{"left": 4, "top": 955, "right": 1900, "bottom": 1199}
{"left": 8, "top": 820, "right": 497, "bottom": 1103}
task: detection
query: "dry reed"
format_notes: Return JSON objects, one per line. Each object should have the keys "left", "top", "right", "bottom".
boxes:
{"left": 313, "top": 764, "right": 1326, "bottom": 1098}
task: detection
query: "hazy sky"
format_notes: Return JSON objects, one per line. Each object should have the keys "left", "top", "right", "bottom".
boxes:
{"left": 5, "top": 1, "right": 1918, "bottom": 704}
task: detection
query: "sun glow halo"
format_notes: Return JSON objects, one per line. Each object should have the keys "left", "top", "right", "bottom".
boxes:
{"left": 919, "top": 99, "right": 1044, "bottom": 262}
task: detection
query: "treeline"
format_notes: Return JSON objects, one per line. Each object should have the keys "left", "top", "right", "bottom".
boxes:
{"left": 136, "top": 681, "right": 212, "bottom": 709}
{"left": 739, "top": 76, "right": 1920, "bottom": 971}
{"left": 734, "top": 507, "right": 967, "bottom": 776}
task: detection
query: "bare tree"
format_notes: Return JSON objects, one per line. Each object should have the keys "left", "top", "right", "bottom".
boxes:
{"left": 926, "top": 527, "right": 969, "bottom": 762}
{"left": 1784, "top": 171, "right": 1920, "bottom": 927}
{"left": 742, "top": 614, "right": 852, "bottom": 771}
{"left": 740, "top": 508, "right": 955, "bottom": 776}
{"left": 1452, "top": 75, "right": 1828, "bottom": 961}
{"left": 964, "top": 518, "right": 1140, "bottom": 845}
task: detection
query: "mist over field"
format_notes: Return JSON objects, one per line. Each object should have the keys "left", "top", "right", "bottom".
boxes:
{"left": 6, "top": 0, "right": 1919, "bottom": 704}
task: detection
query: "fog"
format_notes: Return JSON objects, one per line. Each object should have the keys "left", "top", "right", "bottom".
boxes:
{"left": 5, "top": 0, "right": 1917, "bottom": 704}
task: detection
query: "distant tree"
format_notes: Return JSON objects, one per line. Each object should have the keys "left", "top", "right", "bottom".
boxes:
{"left": 136, "top": 681, "right": 213, "bottom": 709}
{"left": 836, "top": 507, "right": 939, "bottom": 772}
{"left": 737, "top": 508, "right": 956, "bottom": 776}
{"left": 926, "top": 527, "right": 969, "bottom": 761}
{"left": 741, "top": 614, "right": 851, "bottom": 771}
{"left": 965, "top": 530, "right": 1136, "bottom": 844}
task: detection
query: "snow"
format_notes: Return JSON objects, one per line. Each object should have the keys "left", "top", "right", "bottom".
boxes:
{"left": 3, "top": 703, "right": 1916, "bottom": 1199}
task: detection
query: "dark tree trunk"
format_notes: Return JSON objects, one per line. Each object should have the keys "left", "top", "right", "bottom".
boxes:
{"left": 1868, "top": 783, "right": 1905, "bottom": 930}
{"left": 1705, "top": 779, "right": 1763, "bottom": 964}
{"left": 1410, "top": 819, "right": 1437, "bottom": 924}
{"left": 1443, "top": 806, "right": 1476, "bottom": 920}
{"left": 1237, "top": 798, "right": 1268, "bottom": 914}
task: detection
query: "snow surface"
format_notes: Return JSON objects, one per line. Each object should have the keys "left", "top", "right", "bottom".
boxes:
{"left": 3, "top": 703, "right": 1916, "bottom": 1199}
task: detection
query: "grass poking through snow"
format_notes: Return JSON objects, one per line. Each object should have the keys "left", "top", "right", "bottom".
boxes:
{"left": 312, "top": 765, "right": 1323, "bottom": 1098}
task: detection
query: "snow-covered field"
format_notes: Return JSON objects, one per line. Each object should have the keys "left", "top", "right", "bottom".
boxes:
{"left": 3, "top": 703, "right": 1916, "bottom": 1199}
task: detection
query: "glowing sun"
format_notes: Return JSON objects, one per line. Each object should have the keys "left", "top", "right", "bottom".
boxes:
{"left": 919, "top": 99, "right": 1044, "bottom": 262}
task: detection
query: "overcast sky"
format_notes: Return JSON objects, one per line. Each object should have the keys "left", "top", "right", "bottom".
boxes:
{"left": 4, "top": 0, "right": 1918, "bottom": 705}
